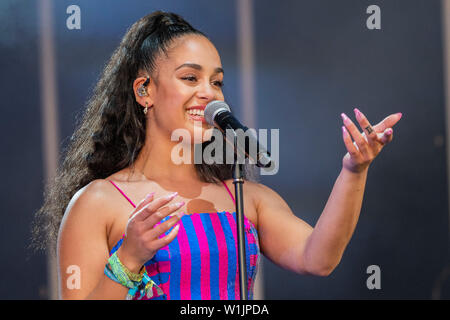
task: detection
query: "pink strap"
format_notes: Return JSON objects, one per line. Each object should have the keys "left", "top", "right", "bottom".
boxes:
{"left": 109, "top": 180, "right": 136, "bottom": 208}
{"left": 222, "top": 181, "right": 236, "bottom": 205}
{"left": 109, "top": 180, "right": 234, "bottom": 207}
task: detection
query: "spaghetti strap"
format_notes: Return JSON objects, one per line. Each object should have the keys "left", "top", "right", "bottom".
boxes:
{"left": 110, "top": 179, "right": 233, "bottom": 208}
{"left": 221, "top": 180, "right": 236, "bottom": 205}
{"left": 109, "top": 180, "right": 136, "bottom": 208}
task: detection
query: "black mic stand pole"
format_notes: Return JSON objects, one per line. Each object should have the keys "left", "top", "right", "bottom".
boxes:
{"left": 232, "top": 133, "right": 248, "bottom": 300}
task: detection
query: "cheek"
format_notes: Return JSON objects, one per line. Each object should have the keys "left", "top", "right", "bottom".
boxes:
{"left": 154, "top": 86, "right": 190, "bottom": 121}
{"left": 158, "top": 84, "right": 187, "bottom": 109}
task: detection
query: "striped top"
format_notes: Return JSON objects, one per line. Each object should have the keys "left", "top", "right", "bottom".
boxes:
{"left": 109, "top": 180, "right": 260, "bottom": 300}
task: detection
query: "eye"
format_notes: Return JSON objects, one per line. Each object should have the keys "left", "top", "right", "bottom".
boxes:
{"left": 181, "top": 75, "right": 197, "bottom": 82}
{"left": 213, "top": 80, "right": 224, "bottom": 88}
{"left": 181, "top": 75, "right": 224, "bottom": 88}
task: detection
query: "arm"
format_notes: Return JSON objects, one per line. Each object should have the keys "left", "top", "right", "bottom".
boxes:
{"left": 256, "top": 109, "right": 402, "bottom": 276}
{"left": 57, "top": 180, "right": 130, "bottom": 299}
{"left": 57, "top": 180, "right": 182, "bottom": 299}
{"left": 300, "top": 166, "right": 368, "bottom": 276}
{"left": 256, "top": 167, "right": 367, "bottom": 277}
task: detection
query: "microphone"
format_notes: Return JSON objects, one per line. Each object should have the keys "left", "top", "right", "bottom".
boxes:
{"left": 204, "top": 100, "right": 272, "bottom": 168}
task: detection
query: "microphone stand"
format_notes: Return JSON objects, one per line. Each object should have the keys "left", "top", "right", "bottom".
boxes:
{"left": 208, "top": 102, "right": 272, "bottom": 300}
{"left": 231, "top": 133, "right": 248, "bottom": 300}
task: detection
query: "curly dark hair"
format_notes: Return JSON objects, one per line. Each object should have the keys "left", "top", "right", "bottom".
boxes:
{"left": 30, "top": 11, "right": 256, "bottom": 253}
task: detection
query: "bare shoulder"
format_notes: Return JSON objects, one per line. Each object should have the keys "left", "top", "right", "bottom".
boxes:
{"left": 244, "top": 180, "right": 276, "bottom": 194}
{"left": 222, "top": 178, "right": 271, "bottom": 197}
{"left": 57, "top": 179, "right": 122, "bottom": 265}
{"left": 241, "top": 180, "right": 297, "bottom": 226}
{"left": 222, "top": 179, "right": 288, "bottom": 228}
{"left": 241, "top": 179, "right": 288, "bottom": 210}
{"left": 222, "top": 178, "right": 284, "bottom": 205}
{"left": 59, "top": 179, "right": 120, "bottom": 239}
{"left": 57, "top": 179, "right": 123, "bottom": 298}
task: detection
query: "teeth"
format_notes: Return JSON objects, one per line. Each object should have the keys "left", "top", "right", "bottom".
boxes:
{"left": 187, "top": 109, "right": 204, "bottom": 116}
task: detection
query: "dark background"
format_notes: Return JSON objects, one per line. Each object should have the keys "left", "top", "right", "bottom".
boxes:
{"left": 0, "top": 0, "right": 448, "bottom": 299}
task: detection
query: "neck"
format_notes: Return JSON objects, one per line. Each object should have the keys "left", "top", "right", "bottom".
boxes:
{"left": 132, "top": 127, "right": 200, "bottom": 183}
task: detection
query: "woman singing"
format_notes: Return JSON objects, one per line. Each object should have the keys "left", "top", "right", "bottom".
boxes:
{"left": 31, "top": 11, "right": 402, "bottom": 300}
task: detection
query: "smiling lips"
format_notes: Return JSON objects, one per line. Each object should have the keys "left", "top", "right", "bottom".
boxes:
{"left": 186, "top": 106, "right": 207, "bottom": 123}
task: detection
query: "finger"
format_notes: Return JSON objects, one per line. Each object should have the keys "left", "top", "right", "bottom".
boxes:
{"left": 342, "top": 126, "right": 359, "bottom": 157}
{"left": 150, "top": 214, "right": 183, "bottom": 240}
{"left": 373, "top": 113, "right": 402, "bottom": 133}
{"left": 142, "top": 201, "right": 185, "bottom": 230}
{"left": 379, "top": 128, "right": 394, "bottom": 144}
{"left": 133, "top": 192, "right": 179, "bottom": 222}
{"left": 152, "top": 223, "right": 180, "bottom": 250}
{"left": 353, "top": 108, "right": 380, "bottom": 146}
{"left": 341, "top": 113, "right": 369, "bottom": 154}
{"left": 129, "top": 192, "right": 155, "bottom": 220}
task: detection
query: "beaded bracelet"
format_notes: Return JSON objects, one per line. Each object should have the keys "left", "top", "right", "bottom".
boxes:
{"left": 105, "top": 252, "right": 143, "bottom": 289}
{"left": 104, "top": 252, "right": 164, "bottom": 299}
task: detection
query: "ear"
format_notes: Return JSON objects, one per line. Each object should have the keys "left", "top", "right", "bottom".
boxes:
{"left": 133, "top": 76, "right": 154, "bottom": 109}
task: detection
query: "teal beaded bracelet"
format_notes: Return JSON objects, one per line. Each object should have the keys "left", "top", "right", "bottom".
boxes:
{"left": 104, "top": 251, "right": 164, "bottom": 299}
{"left": 104, "top": 252, "right": 142, "bottom": 289}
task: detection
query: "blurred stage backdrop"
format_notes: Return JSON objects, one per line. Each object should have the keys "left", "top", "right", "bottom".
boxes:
{"left": 0, "top": 0, "right": 449, "bottom": 299}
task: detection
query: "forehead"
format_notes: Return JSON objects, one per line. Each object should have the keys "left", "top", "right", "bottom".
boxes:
{"left": 160, "top": 34, "right": 222, "bottom": 71}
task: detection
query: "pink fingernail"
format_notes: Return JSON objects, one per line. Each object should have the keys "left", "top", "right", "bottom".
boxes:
{"left": 354, "top": 108, "right": 361, "bottom": 118}
{"left": 342, "top": 126, "right": 347, "bottom": 135}
{"left": 177, "top": 211, "right": 186, "bottom": 218}
{"left": 146, "top": 192, "right": 155, "bottom": 199}
{"left": 174, "top": 201, "right": 185, "bottom": 208}
{"left": 397, "top": 112, "right": 402, "bottom": 119}
{"left": 386, "top": 128, "right": 393, "bottom": 135}
{"left": 341, "top": 113, "right": 350, "bottom": 124}
{"left": 165, "top": 192, "right": 178, "bottom": 200}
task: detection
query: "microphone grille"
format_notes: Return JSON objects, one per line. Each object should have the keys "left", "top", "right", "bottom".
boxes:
{"left": 204, "top": 100, "right": 230, "bottom": 126}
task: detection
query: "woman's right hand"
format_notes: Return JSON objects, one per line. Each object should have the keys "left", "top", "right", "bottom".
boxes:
{"left": 116, "top": 192, "right": 185, "bottom": 273}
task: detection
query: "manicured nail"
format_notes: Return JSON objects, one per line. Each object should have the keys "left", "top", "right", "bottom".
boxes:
{"left": 341, "top": 113, "right": 350, "bottom": 124}
{"left": 177, "top": 211, "right": 186, "bottom": 218}
{"left": 165, "top": 192, "right": 178, "bottom": 200}
{"left": 146, "top": 192, "right": 155, "bottom": 199}
{"left": 354, "top": 108, "right": 361, "bottom": 118}
{"left": 173, "top": 201, "right": 185, "bottom": 208}
{"left": 386, "top": 128, "right": 393, "bottom": 135}
{"left": 397, "top": 112, "right": 402, "bottom": 119}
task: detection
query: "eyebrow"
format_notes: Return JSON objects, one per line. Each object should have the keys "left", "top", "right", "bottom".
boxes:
{"left": 175, "top": 63, "right": 224, "bottom": 75}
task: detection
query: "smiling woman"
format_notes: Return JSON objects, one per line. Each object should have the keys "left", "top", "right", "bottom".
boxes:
{"left": 31, "top": 11, "right": 257, "bottom": 300}
{"left": 31, "top": 10, "right": 402, "bottom": 301}
{"left": 138, "top": 33, "right": 226, "bottom": 140}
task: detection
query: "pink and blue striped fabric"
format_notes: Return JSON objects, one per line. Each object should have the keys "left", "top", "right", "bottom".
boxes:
{"left": 109, "top": 181, "right": 260, "bottom": 300}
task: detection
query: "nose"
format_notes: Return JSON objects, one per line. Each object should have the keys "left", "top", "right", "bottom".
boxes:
{"left": 196, "top": 81, "right": 216, "bottom": 102}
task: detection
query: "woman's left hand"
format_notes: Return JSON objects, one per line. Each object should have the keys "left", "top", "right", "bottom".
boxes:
{"left": 341, "top": 108, "right": 402, "bottom": 173}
